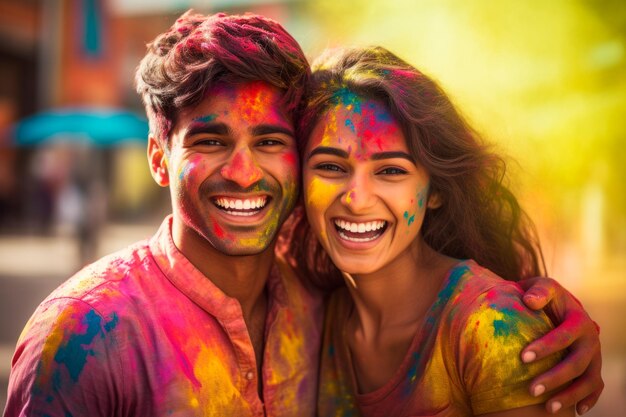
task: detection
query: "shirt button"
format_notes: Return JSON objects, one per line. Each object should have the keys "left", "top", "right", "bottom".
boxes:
{"left": 246, "top": 371, "right": 254, "bottom": 381}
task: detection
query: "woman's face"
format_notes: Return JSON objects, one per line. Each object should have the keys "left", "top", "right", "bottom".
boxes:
{"left": 303, "top": 92, "right": 438, "bottom": 275}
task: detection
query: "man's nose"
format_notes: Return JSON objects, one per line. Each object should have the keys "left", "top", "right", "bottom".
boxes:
{"left": 220, "top": 147, "right": 263, "bottom": 188}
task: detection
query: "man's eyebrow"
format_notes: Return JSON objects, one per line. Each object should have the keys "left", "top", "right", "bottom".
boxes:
{"left": 371, "top": 151, "right": 414, "bottom": 162}
{"left": 252, "top": 124, "right": 294, "bottom": 137}
{"left": 307, "top": 146, "right": 349, "bottom": 160}
{"left": 185, "top": 122, "right": 231, "bottom": 138}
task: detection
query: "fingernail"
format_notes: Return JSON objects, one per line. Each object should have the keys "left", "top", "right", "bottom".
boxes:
{"left": 579, "top": 405, "right": 589, "bottom": 415}
{"left": 550, "top": 401, "right": 562, "bottom": 413}
{"left": 522, "top": 351, "right": 537, "bottom": 363}
{"left": 532, "top": 384, "right": 545, "bottom": 396}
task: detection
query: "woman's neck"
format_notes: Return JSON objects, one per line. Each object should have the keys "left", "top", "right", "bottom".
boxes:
{"left": 344, "top": 242, "right": 455, "bottom": 341}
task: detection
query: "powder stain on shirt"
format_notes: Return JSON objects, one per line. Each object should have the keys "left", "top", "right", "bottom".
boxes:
{"left": 53, "top": 309, "right": 117, "bottom": 383}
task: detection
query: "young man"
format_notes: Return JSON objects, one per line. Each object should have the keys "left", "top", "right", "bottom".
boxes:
{"left": 4, "top": 11, "right": 602, "bottom": 417}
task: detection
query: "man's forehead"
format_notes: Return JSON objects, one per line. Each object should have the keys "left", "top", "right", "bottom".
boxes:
{"left": 206, "top": 80, "right": 283, "bottom": 104}
{"left": 173, "top": 80, "right": 292, "bottom": 130}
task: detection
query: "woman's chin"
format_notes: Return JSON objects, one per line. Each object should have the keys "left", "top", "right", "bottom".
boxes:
{"left": 335, "top": 260, "right": 381, "bottom": 278}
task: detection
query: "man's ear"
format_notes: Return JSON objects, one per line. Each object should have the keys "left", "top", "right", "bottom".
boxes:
{"left": 427, "top": 190, "right": 442, "bottom": 209}
{"left": 148, "top": 135, "right": 169, "bottom": 187}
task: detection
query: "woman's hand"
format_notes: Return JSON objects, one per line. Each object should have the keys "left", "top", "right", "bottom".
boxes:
{"left": 519, "top": 277, "right": 603, "bottom": 415}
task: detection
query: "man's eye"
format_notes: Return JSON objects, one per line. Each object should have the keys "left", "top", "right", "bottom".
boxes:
{"left": 195, "top": 139, "right": 223, "bottom": 146}
{"left": 378, "top": 167, "right": 407, "bottom": 175}
{"left": 258, "top": 138, "right": 284, "bottom": 146}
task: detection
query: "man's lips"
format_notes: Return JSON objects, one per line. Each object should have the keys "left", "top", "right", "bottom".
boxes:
{"left": 333, "top": 218, "right": 388, "bottom": 242}
{"left": 212, "top": 195, "right": 270, "bottom": 217}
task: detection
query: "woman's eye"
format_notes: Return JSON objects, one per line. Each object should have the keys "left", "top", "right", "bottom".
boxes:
{"left": 315, "top": 163, "right": 344, "bottom": 172}
{"left": 378, "top": 167, "right": 407, "bottom": 175}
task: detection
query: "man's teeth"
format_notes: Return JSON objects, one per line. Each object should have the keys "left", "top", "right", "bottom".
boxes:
{"left": 334, "top": 220, "right": 386, "bottom": 233}
{"left": 215, "top": 197, "right": 267, "bottom": 215}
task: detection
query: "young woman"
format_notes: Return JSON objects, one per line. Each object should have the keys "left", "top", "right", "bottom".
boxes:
{"left": 291, "top": 46, "right": 580, "bottom": 416}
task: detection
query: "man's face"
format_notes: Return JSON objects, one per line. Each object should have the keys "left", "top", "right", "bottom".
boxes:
{"left": 150, "top": 81, "right": 300, "bottom": 255}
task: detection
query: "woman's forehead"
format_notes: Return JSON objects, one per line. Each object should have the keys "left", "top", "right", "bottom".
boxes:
{"left": 309, "top": 97, "right": 408, "bottom": 156}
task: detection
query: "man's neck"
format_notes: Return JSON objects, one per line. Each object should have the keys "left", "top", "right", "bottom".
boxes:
{"left": 172, "top": 219, "right": 274, "bottom": 321}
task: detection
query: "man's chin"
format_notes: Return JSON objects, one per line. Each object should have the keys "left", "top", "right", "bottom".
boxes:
{"left": 208, "top": 236, "right": 276, "bottom": 257}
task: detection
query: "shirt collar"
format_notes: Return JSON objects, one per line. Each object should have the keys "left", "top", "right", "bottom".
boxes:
{"left": 149, "top": 215, "right": 287, "bottom": 320}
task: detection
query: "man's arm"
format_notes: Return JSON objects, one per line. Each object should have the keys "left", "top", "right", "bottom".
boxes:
{"left": 519, "top": 277, "right": 603, "bottom": 415}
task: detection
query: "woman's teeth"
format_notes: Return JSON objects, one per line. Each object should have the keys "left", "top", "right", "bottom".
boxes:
{"left": 334, "top": 219, "right": 387, "bottom": 242}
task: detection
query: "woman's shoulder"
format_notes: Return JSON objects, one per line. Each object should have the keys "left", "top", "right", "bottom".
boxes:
{"left": 447, "top": 260, "right": 525, "bottom": 305}
{"left": 442, "top": 260, "right": 553, "bottom": 341}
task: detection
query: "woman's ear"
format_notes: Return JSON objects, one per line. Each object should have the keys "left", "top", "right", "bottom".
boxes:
{"left": 427, "top": 190, "right": 442, "bottom": 209}
{"left": 148, "top": 135, "right": 169, "bottom": 187}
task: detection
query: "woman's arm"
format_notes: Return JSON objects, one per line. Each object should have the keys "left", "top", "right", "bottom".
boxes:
{"left": 519, "top": 277, "right": 603, "bottom": 415}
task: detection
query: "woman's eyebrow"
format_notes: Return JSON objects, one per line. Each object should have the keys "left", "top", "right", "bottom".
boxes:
{"left": 307, "top": 146, "right": 349, "bottom": 160}
{"left": 371, "top": 151, "right": 414, "bottom": 161}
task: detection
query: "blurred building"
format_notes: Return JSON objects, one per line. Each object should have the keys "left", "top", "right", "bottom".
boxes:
{"left": 0, "top": 0, "right": 310, "bottom": 234}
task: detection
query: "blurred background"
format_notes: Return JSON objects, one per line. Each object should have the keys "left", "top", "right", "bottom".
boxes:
{"left": 0, "top": 0, "right": 624, "bottom": 414}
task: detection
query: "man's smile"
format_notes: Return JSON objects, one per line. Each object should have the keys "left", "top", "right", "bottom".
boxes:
{"left": 213, "top": 196, "right": 270, "bottom": 216}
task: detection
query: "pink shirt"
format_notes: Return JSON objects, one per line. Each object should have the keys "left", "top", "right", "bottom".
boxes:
{"left": 318, "top": 260, "right": 561, "bottom": 416}
{"left": 5, "top": 216, "right": 323, "bottom": 417}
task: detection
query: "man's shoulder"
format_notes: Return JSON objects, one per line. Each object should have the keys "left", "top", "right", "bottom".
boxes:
{"left": 45, "top": 238, "right": 155, "bottom": 305}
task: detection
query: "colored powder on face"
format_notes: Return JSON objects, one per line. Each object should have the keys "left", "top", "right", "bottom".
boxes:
{"left": 212, "top": 219, "right": 225, "bottom": 239}
{"left": 319, "top": 108, "right": 340, "bottom": 147}
{"left": 232, "top": 81, "right": 283, "bottom": 126}
{"left": 353, "top": 99, "right": 398, "bottom": 154}
{"left": 178, "top": 160, "right": 195, "bottom": 182}
{"left": 403, "top": 211, "right": 415, "bottom": 226}
{"left": 239, "top": 231, "right": 271, "bottom": 249}
{"left": 416, "top": 184, "right": 429, "bottom": 209}
{"left": 345, "top": 118, "right": 356, "bottom": 133}
{"left": 222, "top": 149, "right": 263, "bottom": 185}
{"left": 282, "top": 151, "right": 298, "bottom": 168}
{"left": 193, "top": 114, "right": 217, "bottom": 124}
{"left": 345, "top": 190, "right": 354, "bottom": 204}
{"left": 332, "top": 87, "right": 362, "bottom": 114}
{"left": 307, "top": 177, "right": 340, "bottom": 209}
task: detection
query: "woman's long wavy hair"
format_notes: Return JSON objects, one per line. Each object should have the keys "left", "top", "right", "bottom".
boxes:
{"left": 284, "top": 46, "right": 545, "bottom": 291}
